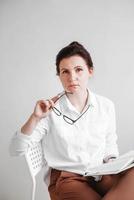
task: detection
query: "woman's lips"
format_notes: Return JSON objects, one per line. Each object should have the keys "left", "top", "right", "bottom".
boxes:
{"left": 68, "top": 84, "right": 79, "bottom": 88}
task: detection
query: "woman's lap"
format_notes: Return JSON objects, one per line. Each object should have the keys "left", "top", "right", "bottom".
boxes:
{"left": 48, "top": 169, "right": 101, "bottom": 200}
{"left": 48, "top": 169, "right": 121, "bottom": 200}
{"left": 48, "top": 168, "right": 134, "bottom": 200}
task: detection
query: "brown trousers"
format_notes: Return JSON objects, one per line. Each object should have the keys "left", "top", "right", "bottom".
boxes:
{"left": 48, "top": 168, "right": 134, "bottom": 200}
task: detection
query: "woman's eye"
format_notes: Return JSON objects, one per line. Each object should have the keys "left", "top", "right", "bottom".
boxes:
{"left": 76, "top": 68, "right": 83, "bottom": 72}
{"left": 62, "top": 70, "right": 68, "bottom": 74}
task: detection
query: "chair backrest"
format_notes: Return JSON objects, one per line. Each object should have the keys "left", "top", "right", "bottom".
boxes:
{"left": 25, "top": 142, "right": 46, "bottom": 200}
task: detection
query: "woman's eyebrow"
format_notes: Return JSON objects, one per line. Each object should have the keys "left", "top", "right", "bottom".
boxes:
{"left": 60, "top": 67, "right": 68, "bottom": 71}
{"left": 60, "top": 66, "right": 83, "bottom": 71}
{"left": 73, "top": 66, "right": 84, "bottom": 70}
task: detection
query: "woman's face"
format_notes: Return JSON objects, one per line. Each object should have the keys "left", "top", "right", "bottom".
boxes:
{"left": 58, "top": 55, "right": 93, "bottom": 93}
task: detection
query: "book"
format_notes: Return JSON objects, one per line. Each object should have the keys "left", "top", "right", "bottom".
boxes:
{"left": 84, "top": 150, "right": 134, "bottom": 176}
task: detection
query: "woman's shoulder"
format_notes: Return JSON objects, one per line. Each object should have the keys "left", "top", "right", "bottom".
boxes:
{"left": 90, "top": 90, "right": 115, "bottom": 109}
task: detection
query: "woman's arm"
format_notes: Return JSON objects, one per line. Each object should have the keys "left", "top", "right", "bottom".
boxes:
{"left": 9, "top": 96, "right": 58, "bottom": 156}
{"left": 21, "top": 98, "right": 54, "bottom": 135}
{"left": 21, "top": 114, "right": 41, "bottom": 135}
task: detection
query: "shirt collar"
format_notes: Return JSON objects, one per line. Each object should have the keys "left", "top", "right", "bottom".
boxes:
{"left": 87, "top": 88, "right": 97, "bottom": 108}
{"left": 58, "top": 88, "right": 97, "bottom": 113}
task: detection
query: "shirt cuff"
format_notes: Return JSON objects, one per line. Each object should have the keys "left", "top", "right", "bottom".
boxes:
{"left": 16, "top": 129, "right": 33, "bottom": 139}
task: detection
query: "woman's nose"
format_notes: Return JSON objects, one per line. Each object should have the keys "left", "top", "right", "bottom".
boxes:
{"left": 69, "top": 71, "right": 77, "bottom": 81}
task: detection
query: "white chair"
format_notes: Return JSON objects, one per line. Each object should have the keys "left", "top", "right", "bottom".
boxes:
{"left": 25, "top": 142, "right": 46, "bottom": 200}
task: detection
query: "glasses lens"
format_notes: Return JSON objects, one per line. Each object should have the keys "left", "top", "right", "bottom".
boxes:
{"left": 63, "top": 116, "right": 74, "bottom": 125}
{"left": 52, "top": 107, "right": 61, "bottom": 116}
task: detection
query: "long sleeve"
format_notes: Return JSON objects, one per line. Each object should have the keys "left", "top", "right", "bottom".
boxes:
{"left": 103, "top": 102, "right": 119, "bottom": 161}
{"left": 9, "top": 118, "right": 48, "bottom": 156}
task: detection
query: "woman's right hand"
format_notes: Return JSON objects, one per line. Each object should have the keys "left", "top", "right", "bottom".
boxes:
{"left": 33, "top": 96, "right": 59, "bottom": 120}
{"left": 21, "top": 95, "right": 60, "bottom": 135}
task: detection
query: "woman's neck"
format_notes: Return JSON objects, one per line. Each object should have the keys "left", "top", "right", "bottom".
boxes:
{"left": 66, "top": 89, "right": 88, "bottom": 112}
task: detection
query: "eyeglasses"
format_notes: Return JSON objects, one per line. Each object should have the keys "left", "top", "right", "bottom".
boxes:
{"left": 52, "top": 92, "right": 90, "bottom": 125}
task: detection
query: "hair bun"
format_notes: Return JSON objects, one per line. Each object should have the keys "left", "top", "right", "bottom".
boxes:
{"left": 69, "top": 41, "right": 83, "bottom": 48}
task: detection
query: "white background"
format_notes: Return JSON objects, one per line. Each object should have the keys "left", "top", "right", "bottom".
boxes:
{"left": 0, "top": 0, "right": 134, "bottom": 199}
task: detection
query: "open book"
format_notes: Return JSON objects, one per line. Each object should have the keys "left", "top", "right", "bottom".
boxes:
{"left": 84, "top": 150, "right": 134, "bottom": 176}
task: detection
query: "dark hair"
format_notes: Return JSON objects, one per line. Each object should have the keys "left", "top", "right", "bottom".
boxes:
{"left": 56, "top": 41, "right": 93, "bottom": 75}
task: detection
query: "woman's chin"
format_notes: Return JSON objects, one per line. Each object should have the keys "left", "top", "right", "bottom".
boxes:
{"left": 65, "top": 86, "right": 79, "bottom": 94}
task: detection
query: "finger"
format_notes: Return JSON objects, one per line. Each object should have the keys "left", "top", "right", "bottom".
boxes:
{"left": 46, "top": 99, "right": 54, "bottom": 108}
{"left": 39, "top": 100, "right": 50, "bottom": 111}
{"left": 40, "top": 100, "right": 50, "bottom": 107}
{"left": 51, "top": 94, "right": 61, "bottom": 104}
{"left": 38, "top": 100, "right": 50, "bottom": 112}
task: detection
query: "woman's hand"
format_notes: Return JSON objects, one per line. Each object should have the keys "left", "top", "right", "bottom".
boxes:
{"left": 32, "top": 95, "right": 59, "bottom": 120}
{"left": 21, "top": 95, "right": 60, "bottom": 135}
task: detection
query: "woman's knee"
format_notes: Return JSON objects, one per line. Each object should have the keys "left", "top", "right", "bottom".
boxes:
{"left": 121, "top": 167, "right": 134, "bottom": 176}
{"left": 95, "top": 175, "right": 120, "bottom": 196}
{"left": 56, "top": 178, "right": 101, "bottom": 200}
{"left": 99, "top": 175, "right": 119, "bottom": 188}
{"left": 126, "top": 167, "right": 134, "bottom": 174}
{"left": 121, "top": 167, "right": 134, "bottom": 179}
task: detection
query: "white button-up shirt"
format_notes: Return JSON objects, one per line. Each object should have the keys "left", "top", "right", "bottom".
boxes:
{"left": 10, "top": 89, "right": 119, "bottom": 184}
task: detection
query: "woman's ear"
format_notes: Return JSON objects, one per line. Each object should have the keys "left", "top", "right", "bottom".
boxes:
{"left": 88, "top": 67, "right": 94, "bottom": 77}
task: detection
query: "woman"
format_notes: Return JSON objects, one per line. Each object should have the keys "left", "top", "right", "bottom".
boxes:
{"left": 10, "top": 42, "right": 134, "bottom": 200}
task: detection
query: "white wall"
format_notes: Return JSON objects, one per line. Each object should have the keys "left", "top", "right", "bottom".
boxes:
{"left": 0, "top": 0, "right": 134, "bottom": 199}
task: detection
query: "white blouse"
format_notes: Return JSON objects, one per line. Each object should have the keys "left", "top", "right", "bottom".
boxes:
{"left": 10, "top": 89, "right": 119, "bottom": 184}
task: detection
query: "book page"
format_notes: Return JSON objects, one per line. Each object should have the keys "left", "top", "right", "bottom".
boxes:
{"left": 85, "top": 150, "right": 134, "bottom": 176}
